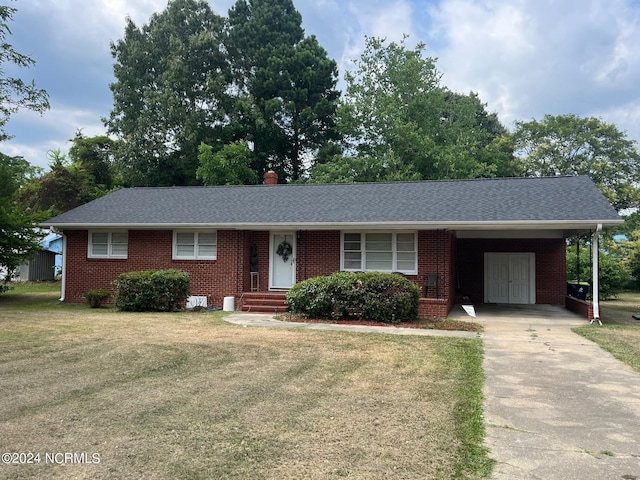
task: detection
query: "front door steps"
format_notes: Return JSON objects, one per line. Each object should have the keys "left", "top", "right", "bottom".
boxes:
{"left": 240, "top": 292, "right": 288, "bottom": 314}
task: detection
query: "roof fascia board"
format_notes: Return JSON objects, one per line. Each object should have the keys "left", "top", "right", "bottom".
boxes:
{"left": 43, "top": 219, "right": 623, "bottom": 231}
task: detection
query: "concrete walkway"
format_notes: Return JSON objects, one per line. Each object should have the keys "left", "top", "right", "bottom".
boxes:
{"left": 451, "top": 305, "right": 640, "bottom": 479}
{"left": 223, "top": 312, "right": 478, "bottom": 338}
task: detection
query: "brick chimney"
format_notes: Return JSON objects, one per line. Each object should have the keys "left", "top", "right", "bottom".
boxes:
{"left": 263, "top": 170, "right": 278, "bottom": 185}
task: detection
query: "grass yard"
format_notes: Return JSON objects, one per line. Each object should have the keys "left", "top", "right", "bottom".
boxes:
{"left": 573, "top": 291, "right": 640, "bottom": 374}
{"left": 0, "top": 283, "right": 493, "bottom": 479}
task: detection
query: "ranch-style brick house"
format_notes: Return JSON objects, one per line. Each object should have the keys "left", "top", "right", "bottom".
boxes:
{"left": 43, "top": 174, "right": 622, "bottom": 319}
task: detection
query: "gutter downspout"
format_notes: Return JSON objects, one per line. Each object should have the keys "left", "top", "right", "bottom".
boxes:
{"left": 59, "top": 233, "right": 66, "bottom": 302}
{"left": 591, "top": 224, "right": 602, "bottom": 325}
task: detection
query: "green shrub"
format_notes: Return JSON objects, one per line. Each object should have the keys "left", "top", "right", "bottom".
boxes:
{"left": 286, "top": 271, "right": 420, "bottom": 323}
{"left": 112, "top": 269, "right": 190, "bottom": 312}
{"left": 567, "top": 248, "right": 630, "bottom": 300}
{"left": 84, "top": 288, "right": 111, "bottom": 308}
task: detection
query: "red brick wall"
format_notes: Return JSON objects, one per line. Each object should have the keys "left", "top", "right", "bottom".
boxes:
{"left": 293, "top": 230, "right": 454, "bottom": 318}
{"left": 240, "top": 231, "right": 341, "bottom": 292}
{"left": 296, "top": 231, "right": 341, "bottom": 281}
{"left": 565, "top": 295, "right": 594, "bottom": 319}
{"left": 64, "top": 228, "right": 460, "bottom": 318}
{"left": 245, "top": 231, "right": 269, "bottom": 293}
{"left": 65, "top": 228, "right": 565, "bottom": 317}
{"left": 64, "top": 229, "right": 243, "bottom": 307}
{"left": 456, "top": 237, "right": 566, "bottom": 305}
{"left": 415, "top": 231, "right": 457, "bottom": 318}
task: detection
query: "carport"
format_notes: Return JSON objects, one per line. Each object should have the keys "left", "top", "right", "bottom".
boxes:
{"left": 453, "top": 223, "right": 615, "bottom": 322}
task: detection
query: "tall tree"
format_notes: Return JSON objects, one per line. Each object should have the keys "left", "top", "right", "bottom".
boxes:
{"left": 0, "top": 5, "right": 50, "bottom": 283}
{"left": 308, "top": 153, "right": 421, "bottom": 184}
{"left": 196, "top": 141, "right": 257, "bottom": 185}
{"left": 68, "top": 130, "right": 115, "bottom": 190}
{"left": 19, "top": 133, "right": 117, "bottom": 217}
{"left": 0, "top": 154, "right": 47, "bottom": 282}
{"left": 17, "top": 150, "right": 96, "bottom": 216}
{"left": 0, "top": 6, "right": 49, "bottom": 142}
{"left": 226, "top": 0, "right": 339, "bottom": 181}
{"left": 105, "top": 0, "right": 230, "bottom": 186}
{"left": 333, "top": 36, "right": 515, "bottom": 182}
{"left": 513, "top": 114, "right": 640, "bottom": 211}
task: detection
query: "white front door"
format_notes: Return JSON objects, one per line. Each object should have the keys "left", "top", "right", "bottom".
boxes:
{"left": 270, "top": 232, "right": 296, "bottom": 289}
{"left": 485, "top": 253, "right": 535, "bottom": 304}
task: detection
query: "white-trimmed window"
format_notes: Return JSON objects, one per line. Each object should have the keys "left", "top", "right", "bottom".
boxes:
{"left": 341, "top": 232, "right": 417, "bottom": 274}
{"left": 173, "top": 231, "right": 217, "bottom": 260}
{"left": 88, "top": 231, "right": 128, "bottom": 258}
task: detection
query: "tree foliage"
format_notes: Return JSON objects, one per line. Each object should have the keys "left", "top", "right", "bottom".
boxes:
{"left": 513, "top": 114, "right": 640, "bottom": 212}
{"left": 68, "top": 130, "right": 115, "bottom": 190}
{"left": 623, "top": 231, "right": 640, "bottom": 288}
{"left": 0, "top": 5, "right": 50, "bottom": 282}
{"left": 0, "top": 154, "right": 47, "bottom": 281}
{"left": 18, "top": 132, "right": 115, "bottom": 217}
{"left": 196, "top": 141, "right": 257, "bottom": 185}
{"left": 308, "top": 153, "right": 421, "bottom": 184}
{"left": 105, "top": 0, "right": 230, "bottom": 186}
{"left": 17, "top": 150, "right": 95, "bottom": 216}
{"left": 566, "top": 240, "right": 629, "bottom": 300}
{"left": 226, "top": 0, "right": 339, "bottom": 181}
{"left": 0, "top": 6, "right": 50, "bottom": 142}
{"left": 331, "top": 36, "right": 515, "bottom": 183}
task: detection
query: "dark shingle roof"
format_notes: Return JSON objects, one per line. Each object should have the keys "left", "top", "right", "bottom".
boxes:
{"left": 43, "top": 176, "right": 621, "bottom": 229}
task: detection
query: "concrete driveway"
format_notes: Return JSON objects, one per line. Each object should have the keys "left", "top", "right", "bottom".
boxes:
{"left": 451, "top": 304, "right": 640, "bottom": 479}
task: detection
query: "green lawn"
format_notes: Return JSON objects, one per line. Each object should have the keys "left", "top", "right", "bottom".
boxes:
{"left": 573, "top": 291, "right": 640, "bottom": 374}
{"left": 0, "top": 282, "right": 493, "bottom": 479}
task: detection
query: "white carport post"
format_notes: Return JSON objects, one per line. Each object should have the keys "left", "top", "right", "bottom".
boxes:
{"left": 590, "top": 224, "right": 602, "bottom": 325}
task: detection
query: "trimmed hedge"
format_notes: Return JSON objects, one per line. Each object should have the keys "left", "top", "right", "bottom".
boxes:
{"left": 286, "top": 271, "right": 420, "bottom": 323}
{"left": 113, "top": 269, "right": 190, "bottom": 312}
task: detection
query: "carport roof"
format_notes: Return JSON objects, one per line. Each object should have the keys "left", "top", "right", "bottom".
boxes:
{"left": 43, "top": 175, "right": 622, "bottom": 232}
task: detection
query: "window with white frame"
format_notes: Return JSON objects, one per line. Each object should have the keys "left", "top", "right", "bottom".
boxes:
{"left": 173, "top": 231, "right": 217, "bottom": 260}
{"left": 88, "top": 231, "right": 128, "bottom": 258}
{"left": 341, "top": 232, "right": 417, "bottom": 274}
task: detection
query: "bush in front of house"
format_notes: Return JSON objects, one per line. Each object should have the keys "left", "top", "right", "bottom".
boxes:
{"left": 84, "top": 288, "right": 111, "bottom": 308}
{"left": 286, "top": 271, "right": 420, "bottom": 323}
{"left": 113, "top": 269, "right": 190, "bottom": 312}
{"left": 286, "top": 272, "right": 358, "bottom": 320}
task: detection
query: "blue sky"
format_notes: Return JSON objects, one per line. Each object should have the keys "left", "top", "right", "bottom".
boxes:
{"left": 3, "top": 0, "right": 640, "bottom": 170}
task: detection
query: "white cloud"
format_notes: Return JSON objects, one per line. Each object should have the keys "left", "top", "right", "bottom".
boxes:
{"left": 369, "top": 0, "right": 414, "bottom": 41}
{"left": 337, "top": 0, "right": 416, "bottom": 84}
{"left": 430, "top": 0, "right": 640, "bottom": 140}
{"left": 4, "top": 104, "right": 107, "bottom": 169}
{"left": 595, "top": 98, "right": 640, "bottom": 145}
{"left": 22, "top": 0, "right": 167, "bottom": 54}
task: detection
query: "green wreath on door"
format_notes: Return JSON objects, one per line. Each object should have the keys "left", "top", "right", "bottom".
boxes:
{"left": 276, "top": 240, "right": 292, "bottom": 262}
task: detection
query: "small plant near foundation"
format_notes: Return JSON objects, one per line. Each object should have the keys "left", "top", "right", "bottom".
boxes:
{"left": 84, "top": 289, "right": 111, "bottom": 308}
